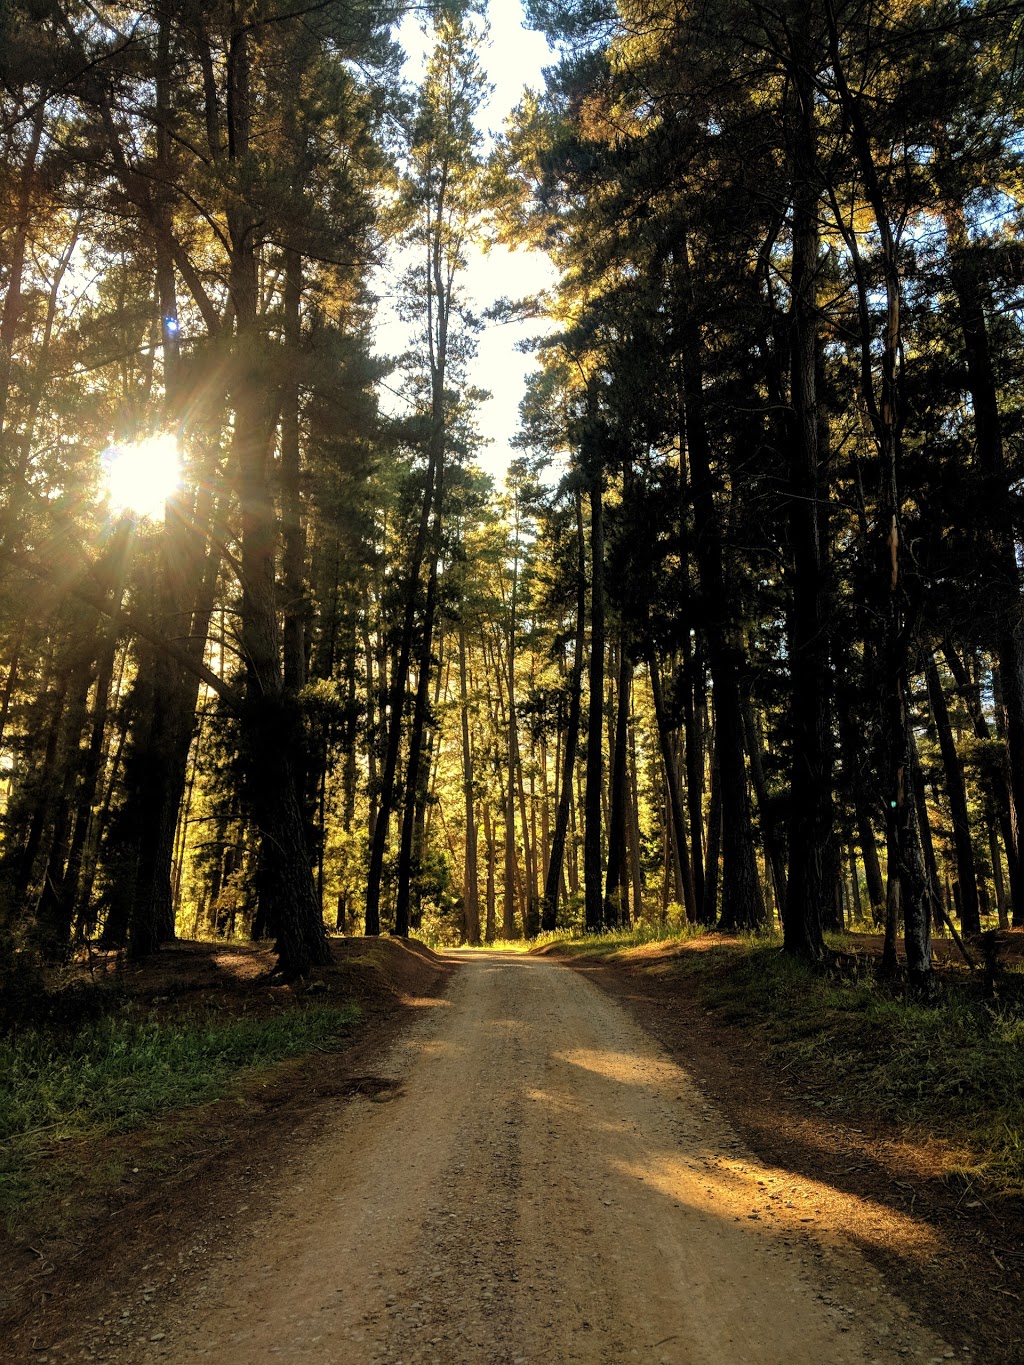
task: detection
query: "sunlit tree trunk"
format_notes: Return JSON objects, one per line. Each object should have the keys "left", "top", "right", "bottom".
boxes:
{"left": 483, "top": 799, "right": 496, "bottom": 942}
{"left": 459, "top": 621, "right": 480, "bottom": 944}
{"left": 584, "top": 455, "right": 606, "bottom": 932}
{"left": 682, "top": 632, "right": 706, "bottom": 916}
{"left": 542, "top": 492, "right": 586, "bottom": 931}
{"left": 627, "top": 718, "right": 644, "bottom": 923}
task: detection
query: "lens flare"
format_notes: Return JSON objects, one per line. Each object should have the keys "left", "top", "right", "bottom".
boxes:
{"left": 102, "top": 433, "right": 181, "bottom": 519}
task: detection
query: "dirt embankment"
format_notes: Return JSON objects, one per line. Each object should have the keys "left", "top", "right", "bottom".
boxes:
{"left": 1, "top": 935, "right": 451, "bottom": 1361}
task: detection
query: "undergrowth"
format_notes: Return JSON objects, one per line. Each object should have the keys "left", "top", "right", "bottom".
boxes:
{"left": 538, "top": 920, "right": 714, "bottom": 956}
{"left": 0, "top": 1001, "right": 359, "bottom": 1224}
{"left": 557, "top": 930, "right": 1024, "bottom": 1194}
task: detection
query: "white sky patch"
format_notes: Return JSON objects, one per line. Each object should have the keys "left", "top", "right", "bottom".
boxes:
{"left": 376, "top": 0, "right": 558, "bottom": 483}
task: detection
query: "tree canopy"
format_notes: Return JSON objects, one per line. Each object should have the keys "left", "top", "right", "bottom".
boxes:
{"left": 0, "top": 0, "right": 1022, "bottom": 992}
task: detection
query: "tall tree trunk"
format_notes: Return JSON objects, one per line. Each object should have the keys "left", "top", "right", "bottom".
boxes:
{"left": 514, "top": 679, "right": 538, "bottom": 937}
{"left": 0, "top": 628, "right": 23, "bottom": 757}
{"left": 364, "top": 457, "right": 439, "bottom": 935}
{"left": 123, "top": 448, "right": 223, "bottom": 959}
{"left": 677, "top": 237, "right": 764, "bottom": 930}
{"left": 837, "top": 678, "right": 885, "bottom": 920}
{"left": 989, "top": 823, "right": 1009, "bottom": 930}
{"left": 223, "top": 20, "right": 326, "bottom": 978}
{"left": 542, "top": 498, "right": 586, "bottom": 931}
{"left": 459, "top": 622, "right": 480, "bottom": 944}
{"left": 35, "top": 526, "right": 133, "bottom": 953}
{"left": 741, "top": 691, "right": 787, "bottom": 924}
{"left": 33, "top": 643, "right": 97, "bottom": 958}
{"left": 702, "top": 736, "right": 722, "bottom": 926}
{"left": 943, "top": 641, "right": 1024, "bottom": 920}
{"left": 44, "top": 603, "right": 124, "bottom": 947}
{"left": 881, "top": 823, "right": 900, "bottom": 975}
{"left": 783, "top": 48, "right": 832, "bottom": 960}
{"left": 859, "top": 819, "right": 885, "bottom": 924}
{"left": 603, "top": 642, "right": 632, "bottom": 927}
{"left": 682, "top": 633, "right": 706, "bottom": 915}
{"left": 395, "top": 539, "right": 441, "bottom": 937}
{"left": 941, "top": 186, "right": 1024, "bottom": 922}
{"left": 539, "top": 734, "right": 551, "bottom": 899}
{"left": 648, "top": 649, "right": 694, "bottom": 919}
{"left": 826, "top": 1, "right": 930, "bottom": 987}
{"left": 503, "top": 541, "right": 520, "bottom": 938}
{"left": 925, "top": 651, "right": 980, "bottom": 932}
{"left": 584, "top": 459, "right": 606, "bottom": 932}
{"left": 627, "top": 716, "right": 644, "bottom": 923}
{"left": 0, "top": 99, "right": 45, "bottom": 445}
{"left": 281, "top": 248, "right": 307, "bottom": 696}
{"left": 483, "top": 799, "right": 496, "bottom": 943}
{"left": 910, "top": 727, "right": 945, "bottom": 933}
{"left": 849, "top": 844, "right": 863, "bottom": 922}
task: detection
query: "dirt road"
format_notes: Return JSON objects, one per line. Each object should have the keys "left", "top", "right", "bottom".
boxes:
{"left": 144, "top": 951, "right": 952, "bottom": 1364}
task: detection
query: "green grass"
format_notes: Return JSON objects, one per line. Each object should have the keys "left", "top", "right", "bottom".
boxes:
{"left": 555, "top": 929, "right": 1024, "bottom": 1194}
{"left": 534, "top": 919, "right": 716, "bottom": 956}
{"left": 0, "top": 1001, "right": 359, "bottom": 1223}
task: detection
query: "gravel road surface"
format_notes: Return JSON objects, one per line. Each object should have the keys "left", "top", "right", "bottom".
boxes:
{"left": 151, "top": 950, "right": 953, "bottom": 1364}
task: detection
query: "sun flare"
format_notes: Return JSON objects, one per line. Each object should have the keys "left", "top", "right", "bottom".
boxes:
{"left": 102, "top": 432, "right": 181, "bottom": 519}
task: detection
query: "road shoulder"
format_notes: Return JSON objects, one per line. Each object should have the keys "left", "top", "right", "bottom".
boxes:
{"left": 551, "top": 944, "right": 1023, "bottom": 1364}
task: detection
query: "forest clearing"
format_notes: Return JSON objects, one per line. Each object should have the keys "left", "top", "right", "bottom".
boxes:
{"left": 2, "top": 932, "right": 1024, "bottom": 1363}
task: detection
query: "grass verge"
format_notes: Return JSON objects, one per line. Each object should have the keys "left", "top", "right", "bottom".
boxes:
{"left": 548, "top": 929, "right": 1024, "bottom": 1196}
{"left": 0, "top": 1000, "right": 360, "bottom": 1228}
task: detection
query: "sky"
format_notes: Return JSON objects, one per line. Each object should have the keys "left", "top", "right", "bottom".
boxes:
{"left": 375, "top": 0, "right": 559, "bottom": 482}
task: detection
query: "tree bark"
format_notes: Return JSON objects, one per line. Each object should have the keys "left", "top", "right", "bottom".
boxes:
{"left": 584, "top": 459, "right": 606, "bottom": 933}
{"left": 648, "top": 650, "right": 694, "bottom": 920}
{"left": 483, "top": 800, "right": 496, "bottom": 942}
{"left": 682, "top": 633, "right": 706, "bottom": 916}
{"left": 225, "top": 20, "right": 326, "bottom": 978}
{"left": 943, "top": 641, "right": 1024, "bottom": 920}
{"left": 925, "top": 651, "right": 980, "bottom": 933}
{"left": 459, "top": 621, "right": 480, "bottom": 944}
{"left": 395, "top": 541, "right": 441, "bottom": 938}
{"left": 783, "top": 47, "right": 832, "bottom": 961}
{"left": 677, "top": 235, "right": 765, "bottom": 930}
{"left": 543, "top": 496, "right": 586, "bottom": 931}
{"left": 825, "top": 0, "right": 930, "bottom": 987}
{"left": 603, "top": 642, "right": 632, "bottom": 928}
{"left": 941, "top": 188, "right": 1024, "bottom": 921}
{"left": 702, "top": 739, "right": 723, "bottom": 926}
{"left": 741, "top": 691, "right": 787, "bottom": 925}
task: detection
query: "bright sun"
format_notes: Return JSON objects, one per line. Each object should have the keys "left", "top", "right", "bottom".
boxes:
{"left": 102, "top": 432, "right": 181, "bottom": 519}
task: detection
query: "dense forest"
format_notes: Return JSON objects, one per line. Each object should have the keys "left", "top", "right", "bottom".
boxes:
{"left": 0, "top": 0, "right": 1022, "bottom": 992}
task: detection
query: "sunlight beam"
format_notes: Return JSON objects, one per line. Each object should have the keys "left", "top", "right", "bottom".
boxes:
{"left": 102, "top": 433, "right": 181, "bottom": 520}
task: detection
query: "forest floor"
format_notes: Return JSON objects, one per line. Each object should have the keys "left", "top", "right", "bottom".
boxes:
{"left": 1, "top": 939, "right": 1000, "bottom": 1364}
